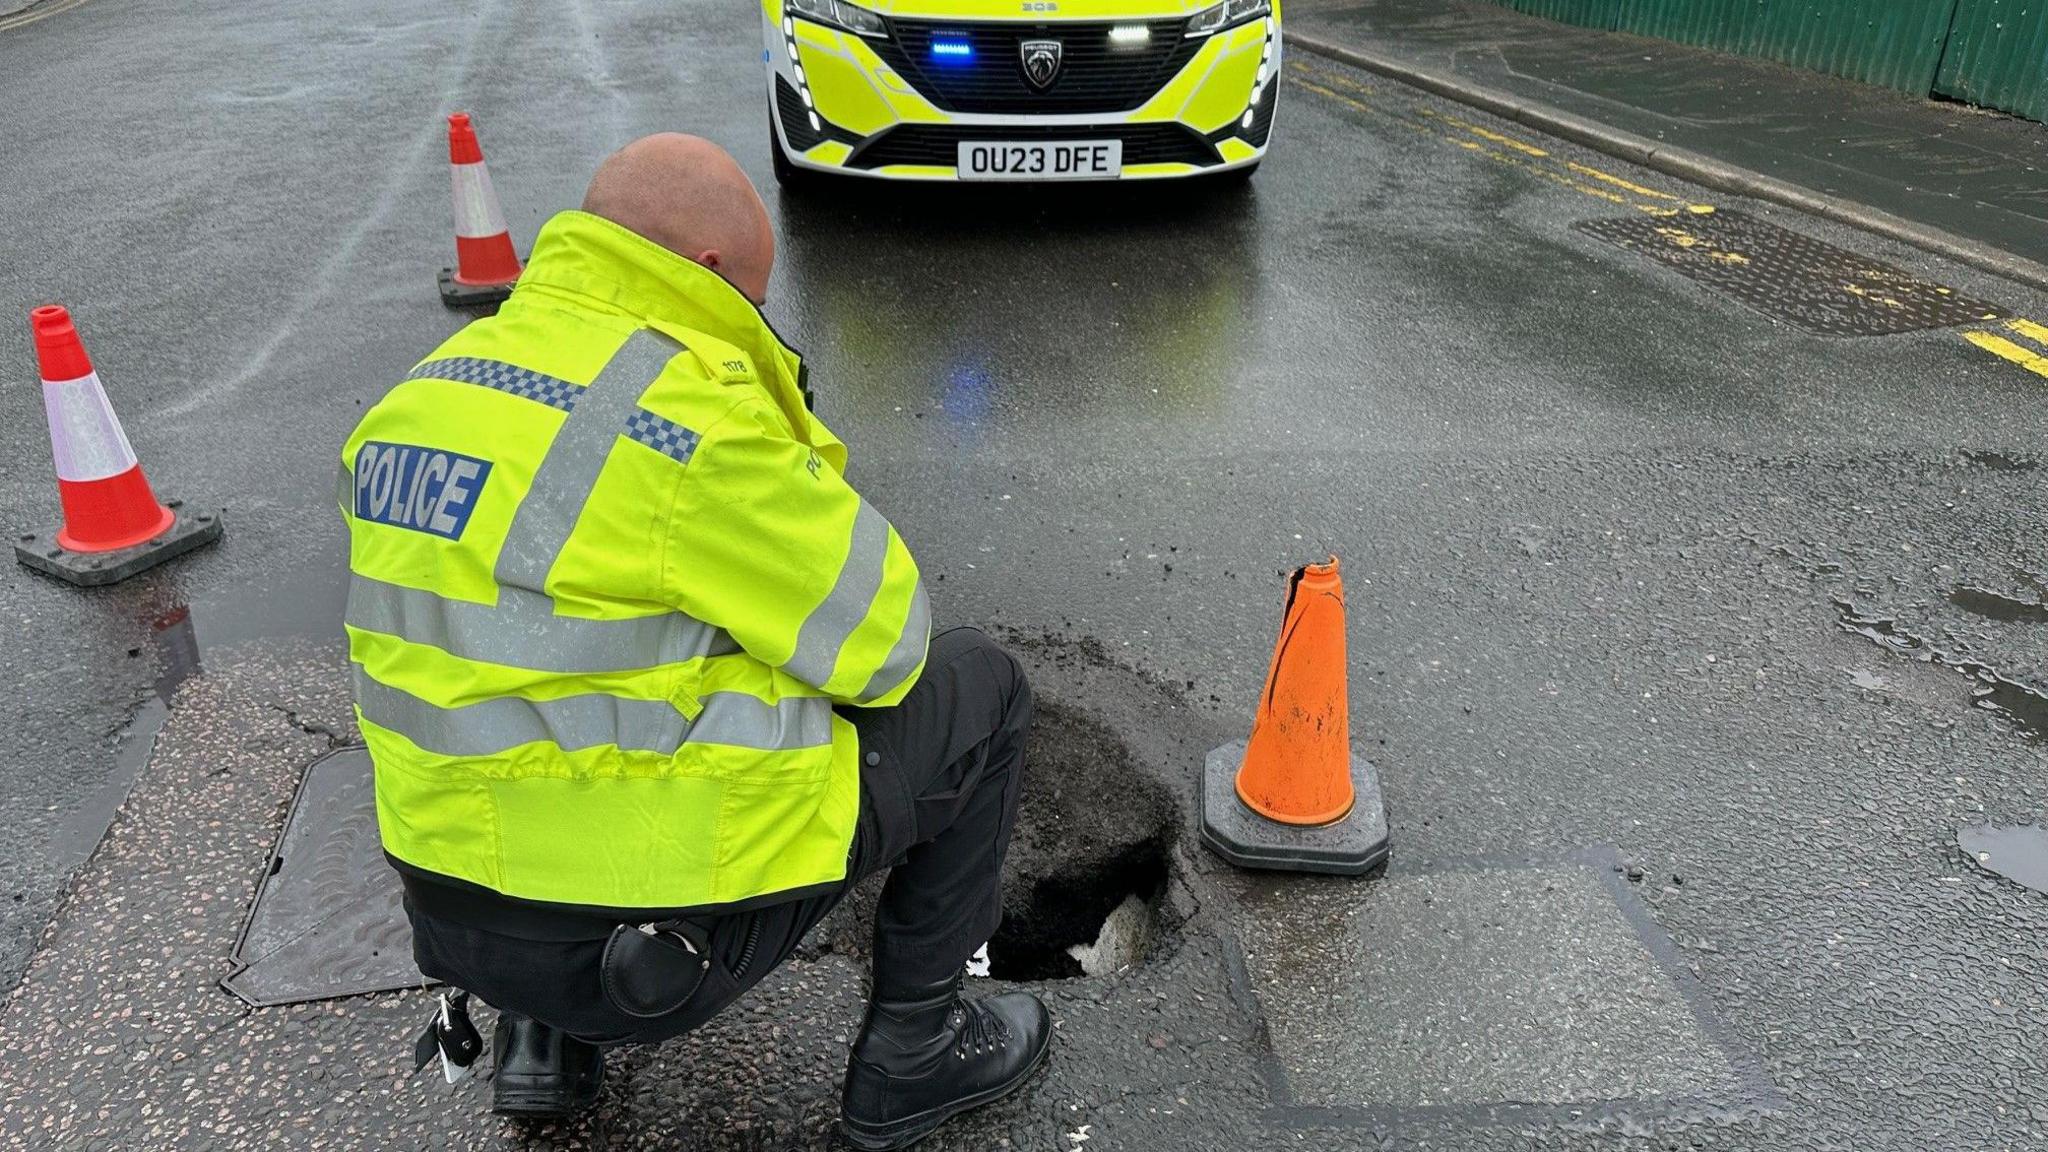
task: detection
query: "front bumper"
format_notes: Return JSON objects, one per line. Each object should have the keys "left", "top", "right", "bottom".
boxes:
{"left": 764, "top": 5, "right": 1280, "bottom": 180}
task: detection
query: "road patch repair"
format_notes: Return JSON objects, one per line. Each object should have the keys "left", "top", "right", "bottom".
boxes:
{"left": 1240, "top": 851, "right": 1773, "bottom": 1127}
{"left": 0, "top": 634, "right": 1273, "bottom": 1148}
{"left": 0, "top": 606, "right": 1759, "bottom": 1145}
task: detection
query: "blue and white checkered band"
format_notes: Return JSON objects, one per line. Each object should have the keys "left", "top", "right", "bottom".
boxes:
{"left": 624, "top": 408, "right": 703, "bottom": 465}
{"left": 408, "top": 357, "right": 582, "bottom": 412}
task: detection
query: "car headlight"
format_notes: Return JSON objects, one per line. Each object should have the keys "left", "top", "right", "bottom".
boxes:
{"left": 1185, "top": 0, "right": 1270, "bottom": 37}
{"left": 786, "top": 0, "right": 887, "bottom": 39}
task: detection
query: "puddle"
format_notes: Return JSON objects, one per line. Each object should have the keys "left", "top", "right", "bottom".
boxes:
{"left": 54, "top": 573, "right": 348, "bottom": 882}
{"left": 45, "top": 607, "right": 206, "bottom": 874}
{"left": 1948, "top": 586, "right": 2048, "bottom": 625}
{"left": 1958, "top": 825, "right": 2048, "bottom": 896}
{"left": 1831, "top": 597, "right": 2048, "bottom": 738}
{"left": 1970, "top": 678, "right": 2048, "bottom": 737}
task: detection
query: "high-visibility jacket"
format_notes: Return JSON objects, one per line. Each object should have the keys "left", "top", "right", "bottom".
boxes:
{"left": 340, "top": 210, "right": 930, "bottom": 914}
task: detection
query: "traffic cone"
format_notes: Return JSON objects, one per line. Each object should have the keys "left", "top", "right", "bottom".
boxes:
{"left": 437, "top": 112, "right": 523, "bottom": 308}
{"left": 14, "top": 306, "right": 224, "bottom": 587}
{"left": 1200, "top": 557, "right": 1390, "bottom": 875}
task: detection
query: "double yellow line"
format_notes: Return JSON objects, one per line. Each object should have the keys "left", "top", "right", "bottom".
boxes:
{"left": 1287, "top": 61, "right": 1716, "bottom": 217}
{"left": 1966, "top": 319, "right": 2048, "bottom": 381}
{"left": 1291, "top": 59, "right": 2048, "bottom": 386}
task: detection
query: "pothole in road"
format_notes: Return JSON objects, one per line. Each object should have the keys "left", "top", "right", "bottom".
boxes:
{"left": 984, "top": 832, "right": 1170, "bottom": 981}
{"left": 814, "top": 694, "right": 1186, "bottom": 981}
{"left": 984, "top": 698, "right": 1180, "bottom": 981}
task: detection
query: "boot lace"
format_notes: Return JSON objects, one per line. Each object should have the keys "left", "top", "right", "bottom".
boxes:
{"left": 950, "top": 997, "right": 1011, "bottom": 1060}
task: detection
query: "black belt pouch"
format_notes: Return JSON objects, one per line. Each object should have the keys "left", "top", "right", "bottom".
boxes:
{"left": 599, "top": 920, "right": 713, "bottom": 1019}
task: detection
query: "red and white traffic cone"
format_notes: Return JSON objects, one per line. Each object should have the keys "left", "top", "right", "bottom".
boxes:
{"left": 437, "top": 112, "right": 523, "bottom": 307}
{"left": 14, "top": 306, "right": 223, "bottom": 586}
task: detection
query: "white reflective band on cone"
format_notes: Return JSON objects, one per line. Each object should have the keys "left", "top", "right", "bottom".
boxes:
{"left": 41, "top": 371, "right": 139, "bottom": 482}
{"left": 450, "top": 161, "right": 510, "bottom": 240}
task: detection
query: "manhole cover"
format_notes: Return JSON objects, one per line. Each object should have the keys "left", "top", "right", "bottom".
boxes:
{"left": 1577, "top": 210, "right": 2003, "bottom": 337}
{"left": 223, "top": 747, "right": 424, "bottom": 1007}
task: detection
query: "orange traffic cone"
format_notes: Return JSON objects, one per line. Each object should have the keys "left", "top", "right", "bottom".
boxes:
{"left": 1201, "top": 557, "right": 1389, "bottom": 875}
{"left": 15, "top": 307, "right": 224, "bottom": 586}
{"left": 437, "top": 112, "right": 523, "bottom": 307}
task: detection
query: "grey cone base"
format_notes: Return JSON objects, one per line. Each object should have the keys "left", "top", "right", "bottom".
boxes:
{"left": 438, "top": 268, "right": 517, "bottom": 308}
{"left": 1199, "top": 739, "right": 1391, "bottom": 876}
{"left": 15, "top": 505, "right": 224, "bottom": 587}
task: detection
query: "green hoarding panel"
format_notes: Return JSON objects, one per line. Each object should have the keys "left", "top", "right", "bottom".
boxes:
{"left": 1616, "top": 0, "right": 1764, "bottom": 51}
{"left": 1507, "top": 0, "right": 1624, "bottom": 29}
{"left": 1736, "top": 1, "right": 1962, "bottom": 92}
{"left": 1936, "top": 0, "right": 2048, "bottom": 120}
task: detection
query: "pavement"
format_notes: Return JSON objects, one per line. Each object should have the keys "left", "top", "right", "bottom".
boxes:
{"left": 4, "top": 0, "right": 2048, "bottom": 1148}
{"left": 1283, "top": 0, "right": 2048, "bottom": 274}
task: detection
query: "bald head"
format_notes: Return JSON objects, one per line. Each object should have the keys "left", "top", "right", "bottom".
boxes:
{"left": 582, "top": 134, "right": 776, "bottom": 304}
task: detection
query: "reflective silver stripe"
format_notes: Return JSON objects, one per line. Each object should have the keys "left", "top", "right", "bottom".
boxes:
{"left": 784, "top": 502, "right": 892, "bottom": 689}
{"left": 355, "top": 668, "right": 832, "bottom": 757}
{"left": 694, "top": 690, "right": 835, "bottom": 751}
{"left": 856, "top": 581, "right": 932, "bottom": 703}
{"left": 337, "top": 464, "right": 355, "bottom": 513}
{"left": 346, "top": 575, "right": 739, "bottom": 674}
{"left": 494, "top": 330, "right": 682, "bottom": 592}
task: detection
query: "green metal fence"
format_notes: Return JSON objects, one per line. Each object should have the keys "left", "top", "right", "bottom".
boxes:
{"left": 1486, "top": 0, "right": 2048, "bottom": 121}
{"left": 1936, "top": 0, "right": 2047, "bottom": 121}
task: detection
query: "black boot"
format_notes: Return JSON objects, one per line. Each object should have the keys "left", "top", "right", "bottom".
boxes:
{"left": 490, "top": 1013, "right": 605, "bottom": 1118}
{"left": 840, "top": 974, "right": 1051, "bottom": 1150}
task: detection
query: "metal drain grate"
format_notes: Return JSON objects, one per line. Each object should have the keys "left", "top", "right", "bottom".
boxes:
{"left": 1577, "top": 211, "right": 2004, "bottom": 337}
{"left": 223, "top": 747, "right": 424, "bottom": 1007}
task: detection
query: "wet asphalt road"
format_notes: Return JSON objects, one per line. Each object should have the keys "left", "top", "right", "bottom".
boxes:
{"left": 4, "top": 0, "right": 2048, "bottom": 1147}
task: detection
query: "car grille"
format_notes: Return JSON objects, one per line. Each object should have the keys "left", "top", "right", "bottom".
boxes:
{"left": 845, "top": 123, "right": 1222, "bottom": 171}
{"left": 872, "top": 19, "right": 1205, "bottom": 114}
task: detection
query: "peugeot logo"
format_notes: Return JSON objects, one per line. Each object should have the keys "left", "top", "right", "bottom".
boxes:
{"left": 1020, "top": 39, "right": 1063, "bottom": 90}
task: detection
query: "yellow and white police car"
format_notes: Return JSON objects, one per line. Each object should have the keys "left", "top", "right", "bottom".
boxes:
{"left": 764, "top": 0, "right": 1280, "bottom": 182}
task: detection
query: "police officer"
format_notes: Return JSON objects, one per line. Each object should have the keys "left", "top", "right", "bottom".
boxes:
{"left": 341, "top": 134, "right": 1047, "bottom": 1149}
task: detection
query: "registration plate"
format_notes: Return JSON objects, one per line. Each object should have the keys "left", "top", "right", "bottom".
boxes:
{"left": 956, "top": 140, "right": 1123, "bottom": 181}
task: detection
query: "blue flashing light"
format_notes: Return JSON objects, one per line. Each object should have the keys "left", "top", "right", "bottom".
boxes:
{"left": 931, "top": 38, "right": 974, "bottom": 61}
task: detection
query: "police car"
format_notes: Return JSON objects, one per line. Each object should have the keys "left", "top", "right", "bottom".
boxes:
{"left": 764, "top": 0, "right": 1280, "bottom": 182}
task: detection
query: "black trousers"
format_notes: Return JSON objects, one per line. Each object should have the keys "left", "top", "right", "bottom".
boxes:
{"left": 406, "top": 627, "right": 1032, "bottom": 1045}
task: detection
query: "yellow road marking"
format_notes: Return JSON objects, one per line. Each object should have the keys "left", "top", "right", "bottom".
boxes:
{"left": 1567, "top": 163, "right": 1678, "bottom": 200}
{"left": 2005, "top": 318, "right": 2048, "bottom": 348}
{"left": 1967, "top": 331, "right": 2048, "bottom": 379}
{"left": 1291, "top": 62, "right": 1373, "bottom": 96}
{"left": 1289, "top": 76, "right": 1432, "bottom": 136}
{"left": 1300, "top": 58, "right": 2037, "bottom": 382}
{"left": 1416, "top": 107, "right": 1549, "bottom": 156}
{"left": 1290, "top": 60, "right": 1711, "bottom": 217}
